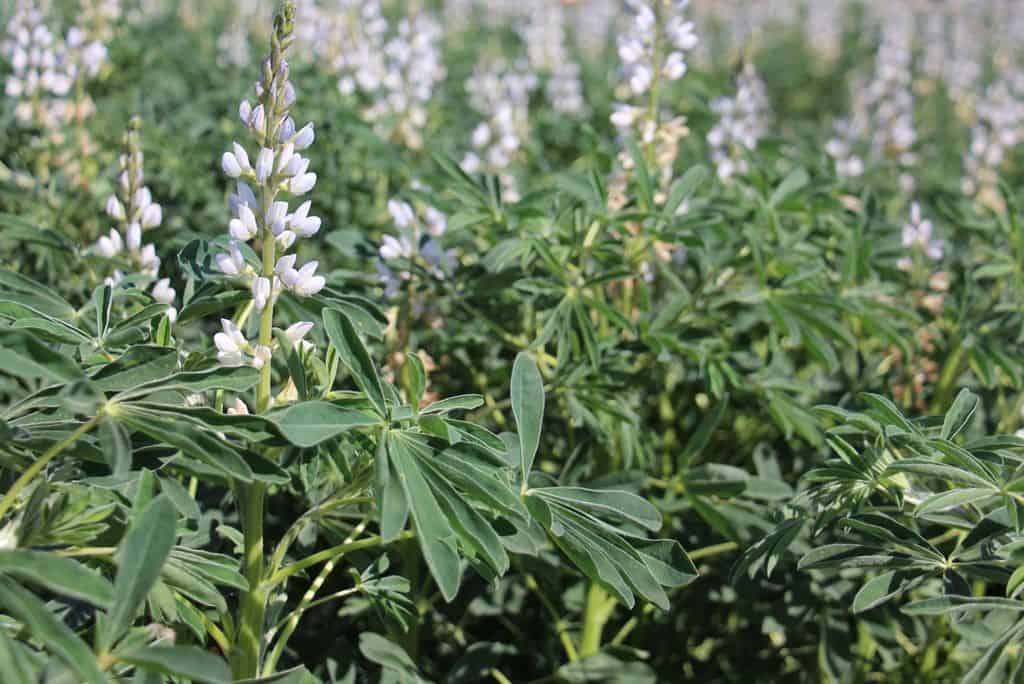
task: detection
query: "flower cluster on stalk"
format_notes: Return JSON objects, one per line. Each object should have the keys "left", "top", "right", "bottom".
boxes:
{"left": 325, "top": 1, "right": 445, "bottom": 150}
{"left": 3, "top": 2, "right": 74, "bottom": 129}
{"left": 518, "top": 1, "right": 586, "bottom": 116}
{"left": 856, "top": 8, "right": 917, "bottom": 192}
{"left": 461, "top": 58, "right": 538, "bottom": 203}
{"left": 961, "top": 80, "right": 1024, "bottom": 208}
{"left": 215, "top": 1, "right": 321, "bottom": 372}
{"left": 707, "top": 62, "right": 770, "bottom": 182}
{"left": 375, "top": 197, "right": 452, "bottom": 301}
{"left": 608, "top": 0, "right": 698, "bottom": 207}
{"left": 92, "top": 118, "right": 176, "bottom": 320}
{"left": 825, "top": 119, "right": 865, "bottom": 179}
{"left": 898, "top": 202, "right": 943, "bottom": 273}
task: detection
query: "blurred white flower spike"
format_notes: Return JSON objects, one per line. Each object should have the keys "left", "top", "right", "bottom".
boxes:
{"left": 91, "top": 117, "right": 177, "bottom": 322}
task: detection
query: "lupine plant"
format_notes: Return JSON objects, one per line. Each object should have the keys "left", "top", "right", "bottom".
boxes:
{"left": 2, "top": 0, "right": 1024, "bottom": 681}
{"left": 0, "top": 2, "right": 695, "bottom": 681}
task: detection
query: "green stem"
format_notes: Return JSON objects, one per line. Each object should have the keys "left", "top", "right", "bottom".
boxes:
{"left": 688, "top": 540, "right": 738, "bottom": 561}
{"left": 268, "top": 531, "right": 413, "bottom": 587}
{"left": 232, "top": 483, "right": 268, "bottom": 679}
{"left": 525, "top": 574, "right": 578, "bottom": 662}
{"left": 579, "top": 582, "right": 614, "bottom": 658}
{"left": 932, "top": 340, "right": 968, "bottom": 412}
{"left": 268, "top": 494, "right": 372, "bottom": 575}
{"left": 0, "top": 414, "right": 102, "bottom": 520}
{"left": 264, "top": 519, "right": 370, "bottom": 673}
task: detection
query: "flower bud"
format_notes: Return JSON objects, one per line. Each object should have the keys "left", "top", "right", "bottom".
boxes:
{"left": 106, "top": 195, "right": 125, "bottom": 221}
{"left": 293, "top": 122, "right": 314, "bottom": 150}
{"left": 141, "top": 203, "right": 162, "bottom": 229}
{"left": 255, "top": 147, "right": 274, "bottom": 183}
{"left": 252, "top": 276, "right": 272, "bottom": 311}
{"left": 222, "top": 152, "right": 243, "bottom": 178}
{"left": 126, "top": 222, "right": 142, "bottom": 251}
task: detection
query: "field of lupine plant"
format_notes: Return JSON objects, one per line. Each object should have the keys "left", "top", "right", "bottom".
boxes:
{"left": 2, "top": 0, "right": 1024, "bottom": 681}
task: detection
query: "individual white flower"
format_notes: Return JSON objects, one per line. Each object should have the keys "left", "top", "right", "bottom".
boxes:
{"left": 228, "top": 181, "right": 259, "bottom": 215}
{"left": 222, "top": 151, "right": 243, "bottom": 178}
{"left": 126, "top": 222, "right": 142, "bottom": 251}
{"left": 287, "top": 172, "right": 316, "bottom": 195}
{"left": 152, "top": 278, "right": 175, "bottom": 305}
{"left": 96, "top": 228, "right": 123, "bottom": 258}
{"left": 227, "top": 397, "right": 250, "bottom": 416}
{"left": 214, "top": 319, "right": 249, "bottom": 366}
{"left": 379, "top": 234, "right": 413, "bottom": 260}
{"left": 230, "top": 204, "right": 259, "bottom": 241}
{"left": 267, "top": 201, "right": 289, "bottom": 235}
{"left": 279, "top": 260, "right": 325, "bottom": 296}
{"left": 140, "top": 203, "right": 162, "bottom": 229}
{"left": 388, "top": 199, "right": 416, "bottom": 228}
{"left": 252, "top": 276, "right": 272, "bottom": 311}
{"left": 216, "top": 240, "right": 247, "bottom": 276}
{"left": 288, "top": 200, "right": 321, "bottom": 237}
{"left": 151, "top": 278, "right": 177, "bottom": 322}
{"left": 276, "top": 142, "right": 295, "bottom": 175}
{"left": 251, "top": 345, "right": 273, "bottom": 369}
{"left": 138, "top": 244, "right": 160, "bottom": 275}
{"left": 899, "top": 202, "right": 944, "bottom": 270}
{"left": 276, "top": 230, "right": 296, "bottom": 250}
{"left": 284, "top": 321, "right": 314, "bottom": 344}
{"left": 293, "top": 122, "right": 315, "bottom": 149}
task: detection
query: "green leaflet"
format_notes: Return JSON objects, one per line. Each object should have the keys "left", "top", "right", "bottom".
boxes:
{"left": 323, "top": 307, "right": 387, "bottom": 417}
{"left": 115, "top": 645, "right": 231, "bottom": 683}
{"left": 387, "top": 432, "right": 461, "bottom": 601}
{"left": 268, "top": 400, "right": 379, "bottom": 447}
{"left": 0, "top": 577, "right": 107, "bottom": 684}
{"left": 511, "top": 352, "right": 544, "bottom": 485}
{"left": 102, "top": 495, "right": 178, "bottom": 648}
{"left": 0, "top": 550, "right": 113, "bottom": 608}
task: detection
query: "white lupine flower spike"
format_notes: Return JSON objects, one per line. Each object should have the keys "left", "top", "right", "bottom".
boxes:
{"left": 214, "top": 0, "right": 325, "bottom": 417}
{"left": 91, "top": 117, "right": 177, "bottom": 324}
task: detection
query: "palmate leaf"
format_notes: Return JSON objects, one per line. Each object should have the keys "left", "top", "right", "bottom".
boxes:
{"left": 89, "top": 346, "right": 179, "bottom": 392}
{"left": 730, "top": 518, "right": 804, "bottom": 582}
{"left": 903, "top": 596, "right": 1024, "bottom": 615}
{"left": 0, "top": 329, "right": 85, "bottom": 384}
{"left": 0, "top": 268, "right": 76, "bottom": 318}
{"left": 942, "top": 388, "right": 980, "bottom": 440}
{"left": 113, "top": 405, "right": 262, "bottom": 483}
{"left": 375, "top": 434, "right": 409, "bottom": 543}
{"left": 527, "top": 487, "right": 696, "bottom": 609}
{"left": 798, "top": 543, "right": 916, "bottom": 571}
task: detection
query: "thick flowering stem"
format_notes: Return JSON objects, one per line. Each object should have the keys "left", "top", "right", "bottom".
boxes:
{"left": 233, "top": 2, "right": 299, "bottom": 679}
